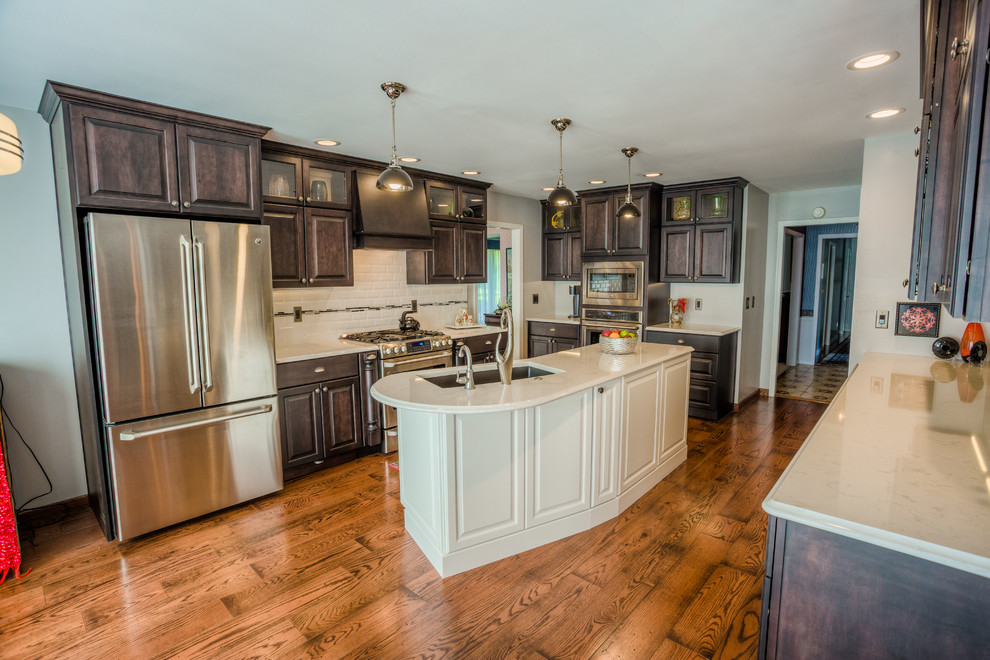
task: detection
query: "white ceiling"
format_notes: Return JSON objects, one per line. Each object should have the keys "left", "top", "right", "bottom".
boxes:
{"left": 0, "top": 0, "right": 921, "bottom": 198}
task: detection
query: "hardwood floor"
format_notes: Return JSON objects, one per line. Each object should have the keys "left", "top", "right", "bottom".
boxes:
{"left": 1, "top": 397, "right": 825, "bottom": 659}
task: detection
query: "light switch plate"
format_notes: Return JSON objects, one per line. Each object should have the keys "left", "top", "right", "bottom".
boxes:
{"left": 293, "top": 306, "right": 302, "bottom": 323}
{"left": 695, "top": 299, "right": 703, "bottom": 310}
{"left": 532, "top": 293, "right": 539, "bottom": 304}
{"left": 411, "top": 299, "right": 418, "bottom": 312}
{"left": 876, "top": 310, "right": 889, "bottom": 329}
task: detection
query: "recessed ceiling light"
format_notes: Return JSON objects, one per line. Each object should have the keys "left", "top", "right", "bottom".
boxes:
{"left": 642, "top": 172, "right": 663, "bottom": 178}
{"left": 314, "top": 139, "right": 340, "bottom": 147}
{"left": 867, "top": 107, "right": 905, "bottom": 119}
{"left": 461, "top": 170, "right": 481, "bottom": 176}
{"left": 542, "top": 187, "right": 555, "bottom": 191}
{"left": 847, "top": 51, "right": 900, "bottom": 70}
{"left": 399, "top": 156, "right": 420, "bottom": 163}
{"left": 589, "top": 180, "right": 606, "bottom": 185}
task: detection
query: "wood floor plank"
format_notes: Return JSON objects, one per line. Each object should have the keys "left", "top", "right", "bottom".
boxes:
{"left": 1, "top": 397, "right": 824, "bottom": 659}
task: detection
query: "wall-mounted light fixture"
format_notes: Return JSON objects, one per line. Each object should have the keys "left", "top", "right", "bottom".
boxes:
{"left": 0, "top": 112, "right": 23, "bottom": 175}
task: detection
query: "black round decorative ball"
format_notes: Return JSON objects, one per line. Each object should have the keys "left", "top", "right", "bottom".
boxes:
{"left": 932, "top": 336, "right": 960, "bottom": 359}
{"left": 966, "top": 340, "right": 988, "bottom": 365}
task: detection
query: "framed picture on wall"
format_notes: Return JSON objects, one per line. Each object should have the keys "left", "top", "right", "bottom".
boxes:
{"left": 894, "top": 301, "right": 941, "bottom": 338}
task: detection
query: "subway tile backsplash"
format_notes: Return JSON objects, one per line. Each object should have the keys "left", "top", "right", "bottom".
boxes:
{"left": 273, "top": 249, "right": 469, "bottom": 346}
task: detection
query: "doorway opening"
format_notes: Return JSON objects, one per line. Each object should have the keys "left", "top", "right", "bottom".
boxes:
{"left": 474, "top": 223, "right": 523, "bottom": 358}
{"left": 769, "top": 220, "right": 858, "bottom": 403}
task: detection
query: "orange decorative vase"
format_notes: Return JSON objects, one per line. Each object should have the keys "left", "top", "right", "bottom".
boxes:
{"left": 960, "top": 323, "right": 986, "bottom": 363}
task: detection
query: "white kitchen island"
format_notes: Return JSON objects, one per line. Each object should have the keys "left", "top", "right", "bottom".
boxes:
{"left": 371, "top": 342, "right": 692, "bottom": 577}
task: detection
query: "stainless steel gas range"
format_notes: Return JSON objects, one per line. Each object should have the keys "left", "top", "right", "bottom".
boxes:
{"left": 342, "top": 328, "right": 453, "bottom": 453}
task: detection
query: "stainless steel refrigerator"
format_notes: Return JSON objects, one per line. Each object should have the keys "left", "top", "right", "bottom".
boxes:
{"left": 85, "top": 213, "right": 281, "bottom": 540}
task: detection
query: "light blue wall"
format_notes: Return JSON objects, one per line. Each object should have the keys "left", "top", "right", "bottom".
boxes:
{"left": 0, "top": 104, "right": 86, "bottom": 508}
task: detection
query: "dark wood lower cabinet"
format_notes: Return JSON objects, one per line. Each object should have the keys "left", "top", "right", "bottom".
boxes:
{"left": 276, "top": 354, "right": 371, "bottom": 481}
{"left": 527, "top": 321, "right": 580, "bottom": 357}
{"left": 760, "top": 516, "right": 990, "bottom": 659}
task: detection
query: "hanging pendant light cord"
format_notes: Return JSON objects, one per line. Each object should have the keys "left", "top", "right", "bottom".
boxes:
{"left": 626, "top": 155, "right": 633, "bottom": 202}
{"left": 389, "top": 99, "right": 399, "bottom": 167}
{"left": 558, "top": 131, "right": 565, "bottom": 185}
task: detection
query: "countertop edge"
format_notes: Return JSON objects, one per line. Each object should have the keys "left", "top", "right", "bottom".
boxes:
{"left": 645, "top": 323, "right": 741, "bottom": 336}
{"left": 372, "top": 346, "right": 692, "bottom": 414}
{"left": 527, "top": 316, "right": 581, "bottom": 325}
{"left": 762, "top": 500, "right": 990, "bottom": 579}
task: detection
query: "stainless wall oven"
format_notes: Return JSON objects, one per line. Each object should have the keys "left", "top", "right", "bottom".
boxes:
{"left": 582, "top": 261, "right": 645, "bottom": 308}
{"left": 581, "top": 308, "right": 644, "bottom": 345}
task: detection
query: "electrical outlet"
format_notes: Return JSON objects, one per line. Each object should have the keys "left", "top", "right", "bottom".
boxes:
{"left": 411, "top": 299, "right": 418, "bottom": 312}
{"left": 695, "top": 299, "right": 703, "bottom": 311}
{"left": 532, "top": 293, "right": 539, "bottom": 304}
{"left": 293, "top": 306, "right": 302, "bottom": 323}
{"left": 745, "top": 297, "right": 751, "bottom": 310}
{"left": 876, "top": 310, "right": 889, "bottom": 329}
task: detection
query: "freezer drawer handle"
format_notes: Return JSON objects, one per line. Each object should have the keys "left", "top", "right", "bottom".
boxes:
{"left": 118, "top": 404, "right": 273, "bottom": 441}
{"left": 193, "top": 239, "right": 214, "bottom": 392}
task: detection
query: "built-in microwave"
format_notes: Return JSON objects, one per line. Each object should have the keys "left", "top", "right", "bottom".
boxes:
{"left": 581, "top": 261, "right": 645, "bottom": 308}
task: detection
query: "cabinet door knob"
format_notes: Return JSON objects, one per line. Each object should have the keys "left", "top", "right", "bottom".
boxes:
{"left": 915, "top": 147, "right": 920, "bottom": 157}
{"left": 677, "top": 339, "right": 685, "bottom": 344}
{"left": 903, "top": 278, "right": 910, "bottom": 288}
{"left": 183, "top": 201, "right": 191, "bottom": 208}
{"left": 170, "top": 200, "right": 179, "bottom": 207}
{"left": 598, "top": 387, "right": 604, "bottom": 393}
{"left": 932, "top": 281, "right": 949, "bottom": 295}
{"left": 950, "top": 38, "right": 970, "bottom": 59}
{"left": 306, "top": 197, "right": 312, "bottom": 202}
{"left": 308, "top": 277, "right": 314, "bottom": 284}
{"left": 301, "top": 277, "right": 306, "bottom": 284}
{"left": 914, "top": 125, "right": 920, "bottom": 134}
{"left": 323, "top": 386, "right": 329, "bottom": 392}
{"left": 298, "top": 196, "right": 304, "bottom": 202}
{"left": 314, "top": 388, "right": 320, "bottom": 393}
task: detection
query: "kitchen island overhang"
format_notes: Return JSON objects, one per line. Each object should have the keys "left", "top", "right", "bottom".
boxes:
{"left": 372, "top": 342, "right": 692, "bottom": 577}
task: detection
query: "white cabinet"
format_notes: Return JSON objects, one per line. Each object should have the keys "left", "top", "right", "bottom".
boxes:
{"left": 449, "top": 411, "right": 525, "bottom": 551}
{"left": 660, "top": 357, "right": 690, "bottom": 459}
{"left": 591, "top": 380, "right": 621, "bottom": 506}
{"left": 619, "top": 368, "right": 662, "bottom": 492}
{"left": 526, "top": 390, "right": 592, "bottom": 527}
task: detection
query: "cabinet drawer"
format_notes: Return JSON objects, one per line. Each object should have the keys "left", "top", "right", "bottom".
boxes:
{"left": 455, "top": 331, "right": 507, "bottom": 356}
{"left": 528, "top": 321, "right": 580, "bottom": 341}
{"left": 647, "top": 330, "right": 719, "bottom": 353}
{"left": 688, "top": 380, "right": 716, "bottom": 410}
{"left": 276, "top": 354, "right": 359, "bottom": 389}
{"left": 690, "top": 351, "right": 718, "bottom": 380}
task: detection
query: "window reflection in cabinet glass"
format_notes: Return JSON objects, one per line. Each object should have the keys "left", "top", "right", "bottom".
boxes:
{"left": 429, "top": 186, "right": 457, "bottom": 217}
{"left": 262, "top": 160, "right": 297, "bottom": 199}
{"left": 701, "top": 192, "right": 728, "bottom": 219}
{"left": 670, "top": 195, "right": 692, "bottom": 221}
{"left": 461, "top": 191, "right": 484, "bottom": 220}
{"left": 308, "top": 166, "right": 347, "bottom": 205}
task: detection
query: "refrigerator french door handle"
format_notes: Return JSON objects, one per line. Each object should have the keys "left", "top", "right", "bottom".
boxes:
{"left": 193, "top": 238, "right": 214, "bottom": 392}
{"left": 118, "top": 404, "right": 273, "bottom": 441}
{"left": 179, "top": 236, "right": 200, "bottom": 394}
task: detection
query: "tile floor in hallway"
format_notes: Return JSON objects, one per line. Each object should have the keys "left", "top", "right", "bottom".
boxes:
{"left": 775, "top": 362, "right": 849, "bottom": 403}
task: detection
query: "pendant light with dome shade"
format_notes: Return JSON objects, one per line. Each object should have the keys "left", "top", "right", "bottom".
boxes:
{"left": 0, "top": 112, "right": 23, "bottom": 176}
{"left": 616, "top": 147, "right": 640, "bottom": 219}
{"left": 376, "top": 82, "right": 414, "bottom": 192}
{"left": 547, "top": 118, "right": 576, "bottom": 207}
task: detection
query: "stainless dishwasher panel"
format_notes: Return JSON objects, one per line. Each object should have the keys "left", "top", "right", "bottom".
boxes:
{"left": 107, "top": 396, "right": 281, "bottom": 540}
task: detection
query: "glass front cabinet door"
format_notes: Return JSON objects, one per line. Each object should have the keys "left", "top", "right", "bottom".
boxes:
{"left": 697, "top": 186, "right": 732, "bottom": 223}
{"left": 302, "top": 162, "right": 350, "bottom": 209}
{"left": 262, "top": 155, "right": 303, "bottom": 204}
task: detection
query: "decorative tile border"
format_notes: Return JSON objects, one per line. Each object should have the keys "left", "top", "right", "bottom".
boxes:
{"left": 274, "top": 300, "right": 469, "bottom": 318}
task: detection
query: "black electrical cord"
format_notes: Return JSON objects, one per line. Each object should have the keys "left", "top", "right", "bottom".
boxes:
{"left": 0, "top": 370, "right": 54, "bottom": 513}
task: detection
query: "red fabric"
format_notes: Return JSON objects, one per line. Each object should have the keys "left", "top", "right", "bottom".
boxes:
{"left": 0, "top": 433, "right": 27, "bottom": 584}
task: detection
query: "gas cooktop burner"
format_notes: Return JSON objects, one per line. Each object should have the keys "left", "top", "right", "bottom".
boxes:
{"left": 343, "top": 328, "right": 446, "bottom": 344}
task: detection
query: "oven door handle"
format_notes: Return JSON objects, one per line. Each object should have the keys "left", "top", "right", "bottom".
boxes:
{"left": 383, "top": 354, "right": 452, "bottom": 370}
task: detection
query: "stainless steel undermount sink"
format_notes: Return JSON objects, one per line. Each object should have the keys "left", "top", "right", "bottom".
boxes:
{"left": 423, "top": 365, "right": 557, "bottom": 389}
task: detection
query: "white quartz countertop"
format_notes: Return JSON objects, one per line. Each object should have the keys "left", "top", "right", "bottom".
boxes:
{"left": 444, "top": 325, "right": 505, "bottom": 339}
{"left": 645, "top": 323, "right": 740, "bottom": 336}
{"left": 275, "top": 338, "right": 370, "bottom": 363}
{"left": 764, "top": 352, "right": 990, "bottom": 578}
{"left": 527, "top": 315, "right": 581, "bottom": 325}
{"left": 372, "top": 342, "right": 692, "bottom": 414}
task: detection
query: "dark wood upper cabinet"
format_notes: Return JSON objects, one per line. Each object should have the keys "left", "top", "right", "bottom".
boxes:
{"left": 262, "top": 205, "right": 307, "bottom": 288}
{"left": 261, "top": 153, "right": 352, "bottom": 210}
{"left": 305, "top": 208, "right": 353, "bottom": 286}
{"left": 543, "top": 201, "right": 582, "bottom": 233}
{"left": 658, "top": 177, "right": 745, "bottom": 283}
{"left": 176, "top": 124, "right": 261, "bottom": 217}
{"left": 261, "top": 153, "right": 304, "bottom": 205}
{"left": 43, "top": 82, "right": 269, "bottom": 220}
{"left": 579, "top": 184, "right": 656, "bottom": 257}
{"left": 262, "top": 204, "right": 353, "bottom": 287}
{"left": 541, "top": 231, "right": 583, "bottom": 281}
{"left": 68, "top": 104, "right": 180, "bottom": 213}
{"left": 407, "top": 219, "right": 487, "bottom": 284}
{"left": 909, "top": 0, "right": 990, "bottom": 320}
{"left": 426, "top": 181, "right": 486, "bottom": 223}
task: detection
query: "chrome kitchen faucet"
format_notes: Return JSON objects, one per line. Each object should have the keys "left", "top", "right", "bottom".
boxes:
{"left": 495, "top": 308, "right": 514, "bottom": 385}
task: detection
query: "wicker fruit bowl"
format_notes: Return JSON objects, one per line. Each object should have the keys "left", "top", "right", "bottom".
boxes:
{"left": 600, "top": 334, "right": 639, "bottom": 355}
